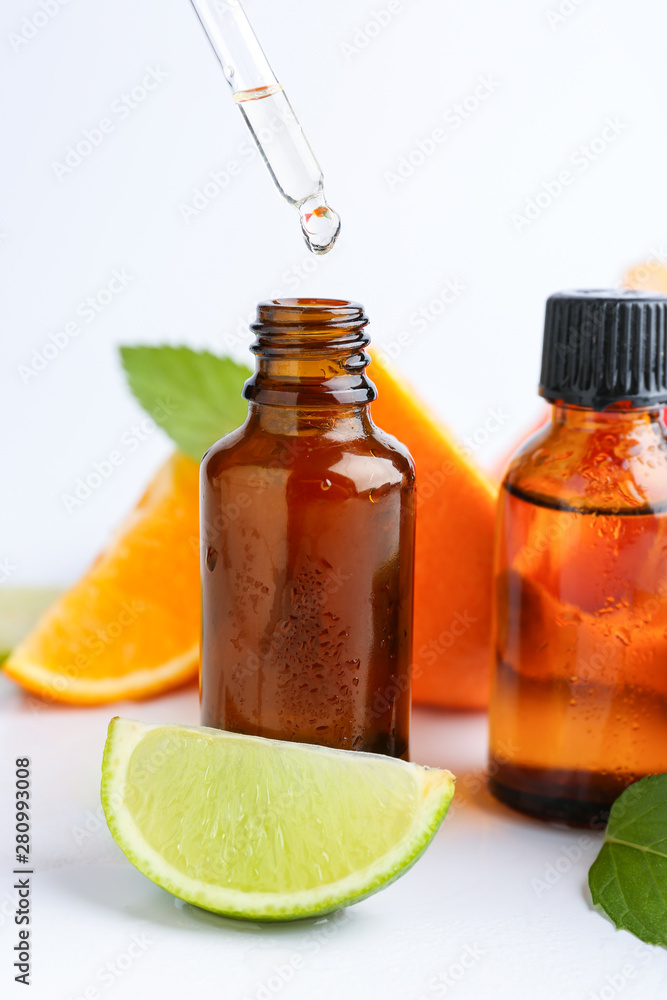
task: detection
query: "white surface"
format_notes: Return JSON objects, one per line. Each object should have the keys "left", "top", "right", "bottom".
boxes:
{"left": 3, "top": 0, "right": 667, "bottom": 583}
{"left": 1, "top": 683, "right": 666, "bottom": 1000}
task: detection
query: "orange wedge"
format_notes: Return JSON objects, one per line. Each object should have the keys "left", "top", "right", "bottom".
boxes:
{"left": 369, "top": 355, "right": 497, "bottom": 710}
{"left": 624, "top": 261, "right": 667, "bottom": 294}
{"left": 4, "top": 453, "right": 200, "bottom": 704}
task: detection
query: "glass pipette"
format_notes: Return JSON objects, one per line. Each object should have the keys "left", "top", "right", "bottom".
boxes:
{"left": 189, "top": 0, "right": 341, "bottom": 254}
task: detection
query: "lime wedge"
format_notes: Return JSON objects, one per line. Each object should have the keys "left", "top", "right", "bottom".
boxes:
{"left": 102, "top": 718, "right": 455, "bottom": 921}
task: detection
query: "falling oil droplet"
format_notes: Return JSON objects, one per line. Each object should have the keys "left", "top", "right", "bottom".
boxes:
{"left": 299, "top": 195, "right": 341, "bottom": 255}
{"left": 321, "top": 479, "right": 332, "bottom": 491}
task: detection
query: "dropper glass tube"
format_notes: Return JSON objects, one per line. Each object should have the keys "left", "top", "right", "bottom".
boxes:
{"left": 189, "top": 0, "right": 340, "bottom": 254}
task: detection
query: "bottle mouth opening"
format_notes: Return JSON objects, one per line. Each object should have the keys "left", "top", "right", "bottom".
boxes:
{"left": 244, "top": 298, "right": 375, "bottom": 405}
{"left": 253, "top": 298, "right": 368, "bottom": 332}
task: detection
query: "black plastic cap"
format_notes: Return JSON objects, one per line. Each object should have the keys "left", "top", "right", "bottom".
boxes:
{"left": 539, "top": 289, "right": 667, "bottom": 409}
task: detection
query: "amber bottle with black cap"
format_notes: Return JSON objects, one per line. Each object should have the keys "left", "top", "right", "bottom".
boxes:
{"left": 200, "top": 298, "right": 415, "bottom": 758}
{"left": 489, "top": 290, "right": 667, "bottom": 823}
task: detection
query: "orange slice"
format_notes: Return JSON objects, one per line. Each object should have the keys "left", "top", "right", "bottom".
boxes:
{"left": 369, "top": 355, "right": 497, "bottom": 710}
{"left": 624, "top": 261, "right": 667, "bottom": 294}
{"left": 4, "top": 453, "right": 200, "bottom": 704}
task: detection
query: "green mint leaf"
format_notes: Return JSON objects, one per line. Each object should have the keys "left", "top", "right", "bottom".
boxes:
{"left": 589, "top": 774, "right": 667, "bottom": 946}
{"left": 120, "top": 346, "right": 251, "bottom": 461}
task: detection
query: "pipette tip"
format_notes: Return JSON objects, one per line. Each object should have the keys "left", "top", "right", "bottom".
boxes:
{"left": 299, "top": 198, "right": 341, "bottom": 255}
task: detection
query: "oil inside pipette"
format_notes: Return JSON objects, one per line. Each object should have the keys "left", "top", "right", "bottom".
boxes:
{"left": 234, "top": 85, "right": 340, "bottom": 254}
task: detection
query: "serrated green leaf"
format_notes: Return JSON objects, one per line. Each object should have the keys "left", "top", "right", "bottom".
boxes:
{"left": 119, "top": 346, "right": 251, "bottom": 461}
{"left": 589, "top": 774, "right": 667, "bottom": 947}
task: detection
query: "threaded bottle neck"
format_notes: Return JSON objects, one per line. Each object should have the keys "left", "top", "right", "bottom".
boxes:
{"left": 242, "top": 298, "right": 376, "bottom": 407}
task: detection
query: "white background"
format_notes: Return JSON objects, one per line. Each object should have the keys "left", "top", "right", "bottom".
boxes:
{"left": 3, "top": 1, "right": 667, "bottom": 998}
{"left": 3, "top": 0, "right": 667, "bottom": 584}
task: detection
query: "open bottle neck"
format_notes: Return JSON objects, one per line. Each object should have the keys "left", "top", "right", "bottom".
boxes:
{"left": 242, "top": 298, "right": 377, "bottom": 409}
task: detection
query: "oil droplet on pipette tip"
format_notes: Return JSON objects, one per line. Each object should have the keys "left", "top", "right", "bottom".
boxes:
{"left": 299, "top": 196, "right": 341, "bottom": 255}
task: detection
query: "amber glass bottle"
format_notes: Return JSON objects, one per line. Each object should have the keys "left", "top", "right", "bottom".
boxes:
{"left": 489, "top": 290, "right": 667, "bottom": 823}
{"left": 200, "top": 298, "right": 415, "bottom": 757}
